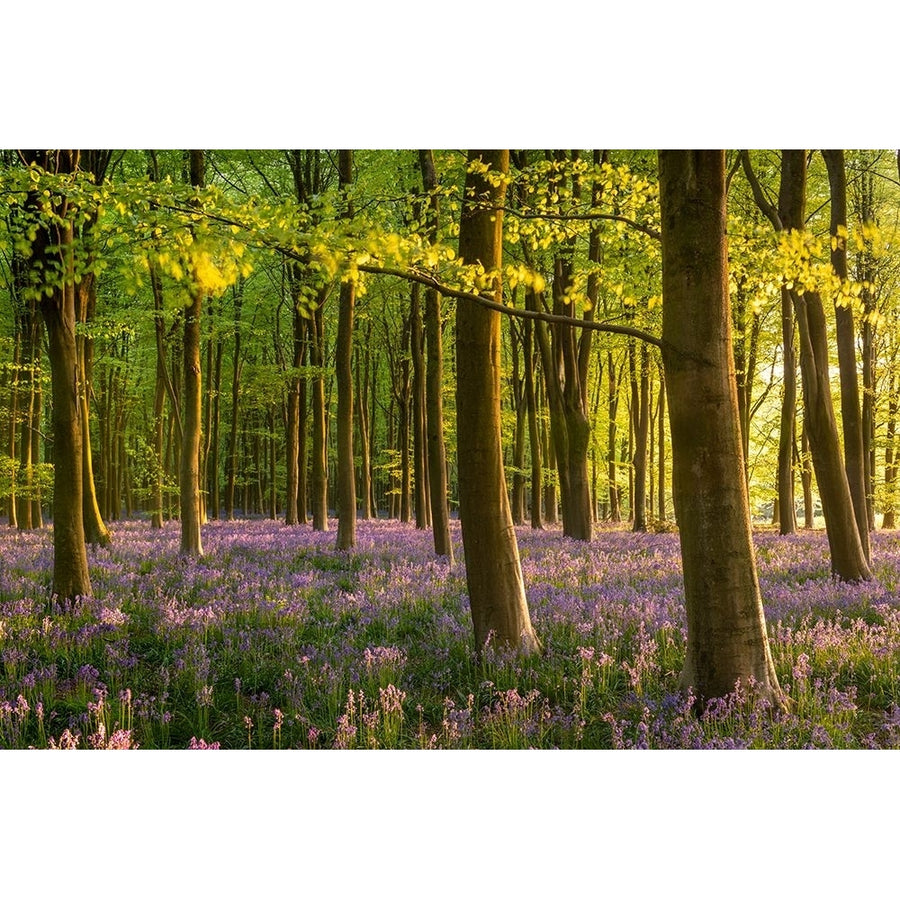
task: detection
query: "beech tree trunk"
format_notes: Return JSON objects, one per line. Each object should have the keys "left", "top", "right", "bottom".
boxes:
{"left": 310, "top": 298, "right": 329, "bottom": 531}
{"left": 24, "top": 149, "right": 92, "bottom": 601}
{"left": 607, "top": 350, "right": 621, "bottom": 522}
{"left": 794, "top": 283, "right": 870, "bottom": 579}
{"left": 657, "top": 362, "right": 667, "bottom": 521}
{"left": 355, "top": 334, "right": 372, "bottom": 520}
{"left": 180, "top": 149, "right": 205, "bottom": 556}
{"left": 527, "top": 151, "right": 599, "bottom": 542}
{"left": 630, "top": 340, "right": 650, "bottom": 532}
{"left": 76, "top": 275, "right": 112, "bottom": 546}
{"left": 509, "top": 318, "right": 527, "bottom": 526}
{"left": 419, "top": 150, "right": 454, "bottom": 557}
{"left": 335, "top": 148, "right": 357, "bottom": 551}
{"left": 410, "top": 282, "right": 431, "bottom": 529}
{"left": 456, "top": 149, "right": 539, "bottom": 654}
{"left": 659, "top": 149, "right": 783, "bottom": 706}
{"left": 743, "top": 149, "right": 800, "bottom": 534}
{"left": 823, "top": 149, "right": 870, "bottom": 562}
{"left": 523, "top": 317, "right": 543, "bottom": 530}
{"left": 884, "top": 373, "right": 897, "bottom": 529}
{"left": 224, "top": 283, "right": 242, "bottom": 519}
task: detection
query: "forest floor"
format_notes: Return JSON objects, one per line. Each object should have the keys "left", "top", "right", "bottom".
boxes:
{"left": 1, "top": 518, "right": 899, "bottom": 749}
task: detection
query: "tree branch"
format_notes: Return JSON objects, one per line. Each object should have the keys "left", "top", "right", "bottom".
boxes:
{"left": 356, "top": 263, "right": 663, "bottom": 349}
{"left": 500, "top": 205, "right": 661, "bottom": 241}
{"left": 740, "top": 150, "right": 782, "bottom": 231}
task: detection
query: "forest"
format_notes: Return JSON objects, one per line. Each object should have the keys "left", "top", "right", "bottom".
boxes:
{"left": 2, "top": 148, "right": 900, "bottom": 753}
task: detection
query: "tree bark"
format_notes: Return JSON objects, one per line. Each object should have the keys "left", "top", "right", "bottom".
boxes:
{"left": 310, "top": 297, "right": 329, "bottom": 531}
{"left": 419, "top": 150, "right": 453, "bottom": 565}
{"left": 410, "top": 282, "right": 431, "bottom": 529}
{"left": 456, "top": 149, "right": 539, "bottom": 654}
{"left": 334, "top": 148, "right": 357, "bottom": 551}
{"left": 23, "top": 149, "right": 92, "bottom": 601}
{"left": 630, "top": 340, "right": 651, "bottom": 532}
{"left": 743, "top": 149, "right": 799, "bottom": 534}
{"left": 607, "top": 350, "right": 621, "bottom": 522}
{"left": 224, "top": 283, "right": 242, "bottom": 519}
{"left": 523, "top": 317, "right": 543, "bottom": 530}
{"left": 659, "top": 149, "right": 783, "bottom": 706}
{"left": 76, "top": 275, "right": 111, "bottom": 546}
{"left": 180, "top": 149, "right": 205, "bottom": 556}
{"left": 823, "top": 149, "right": 870, "bottom": 562}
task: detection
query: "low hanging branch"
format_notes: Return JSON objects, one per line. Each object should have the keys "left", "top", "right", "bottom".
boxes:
{"left": 355, "top": 263, "right": 663, "bottom": 350}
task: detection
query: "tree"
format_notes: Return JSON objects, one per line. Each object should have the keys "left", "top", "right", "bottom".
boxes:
{"left": 180, "top": 149, "right": 205, "bottom": 557}
{"left": 658, "top": 149, "right": 783, "bottom": 706}
{"left": 823, "top": 149, "right": 870, "bottom": 561}
{"left": 21, "top": 150, "right": 92, "bottom": 601}
{"left": 334, "top": 149, "right": 357, "bottom": 551}
{"left": 456, "top": 150, "right": 539, "bottom": 653}
{"left": 417, "top": 150, "right": 454, "bottom": 559}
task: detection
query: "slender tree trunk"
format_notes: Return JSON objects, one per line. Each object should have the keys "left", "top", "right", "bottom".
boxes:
{"left": 509, "top": 319, "right": 526, "bottom": 525}
{"left": 355, "top": 341, "right": 372, "bottom": 519}
{"left": 607, "top": 351, "right": 621, "bottom": 522}
{"left": 180, "top": 149, "right": 205, "bottom": 556}
{"left": 657, "top": 362, "right": 667, "bottom": 521}
{"left": 7, "top": 297, "right": 20, "bottom": 528}
{"left": 801, "top": 423, "right": 814, "bottom": 528}
{"left": 285, "top": 275, "right": 305, "bottom": 526}
{"left": 523, "top": 317, "right": 543, "bottom": 530}
{"left": 823, "top": 149, "right": 870, "bottom": 562}
{"left": 884, "top": 373, "right": 898, "bottom": 529}
{"left": 410, "top": 282, "right": 431, "bottom": 529}
{"left": 76, "top": 276, "right": 111, "bottom": 546}
{"left": 15, "top": 296, "right": 38, "bottom": 530}
{"left": 456, "top": 149, "right": 539, "bottom": 654}
{"left": 659, "top": 149, "right": 783, "bottom": 707}
{"left": 745, "top": 149, "right": 800, "bottom": 534}
{"left": 631, "top": 341, "right": 650, "bottom": 532}
{"left": 856, "top": 165, "right": 877, "bottom": 531}
{"left": 209, "top": 335, "right": 222, "bottom": 519}
{"left": 225, "top": 284, "right": 242, "bottom": 519}
{"left": 335, "top": 149, "right": 357, "bottom": 551}
{"left": 310, "top": 298, "right": 329, "bottom": 531}
{"left": 397, "top": 316, "right": 412, "bottom": 524}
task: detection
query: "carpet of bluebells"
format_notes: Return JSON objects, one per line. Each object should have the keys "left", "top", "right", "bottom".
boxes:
{"left": 2, "top": 517, "right": 900, "bottom": 749}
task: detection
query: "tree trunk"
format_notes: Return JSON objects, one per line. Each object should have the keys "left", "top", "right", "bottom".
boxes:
{"left": 607, "top": 350, "right": 621, "bottom": 522}
{"left": 659, "top": 149, "right": 783, "bottom": 707}
{"left": 285, "top": 271, "right": 305, "bottom": 526}
{"left": 657, "top": 362, "right": 667, "bottom": 521}
{"left": 823, "top": 149, "right": 870, "bottom": 562}
{"left": 744, "top": 149, "right": 800, "bottom": 534}
{"left": 310, "top": 298, "right": 329, "bottom": 531}
{"left": 334, "top": 149, "right": 357, "bottom": 551}
{"left": 801, "top": 423, "right": 814, "bottom": 528}
{"left": 509, "top": 319, "right": 526, "bottom": 525}
{"left": 180, "top": 149, "right": 205, "bottom": 556}
{"left": 410, "top": 282, "right": 431, "bottom": 529}
{"left": 456, "top": 149, "right": 539, "bottom": 654}
{"left": 24, "top": 149, "right": 92, "bottom": 600}
{"left": 397, "top": 315, "right": 412, "bottom": 525}
{"left": 884, "top": 373, "right": 897, "bottom": 529}
{"left": 523, "top": 317, "right": 543, "bottom": 530}
{"left": 630, "top": 341, "right": 650, "bottom": 532}
{"left": 794, "top": 284, "right": 870, "bottom": 578}
{"left": 355, "top": 341, "right": 372, "bottom": 519}
{"left": 224, "top": 283, "right": 242, "bottom": 519}
{"left": 76, "top": 276, "right": 112, "bottom": 546}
